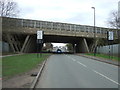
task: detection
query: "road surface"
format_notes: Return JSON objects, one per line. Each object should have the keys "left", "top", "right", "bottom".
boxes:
{"left": 36, "top": 54, "right": 119, "bottom": 88}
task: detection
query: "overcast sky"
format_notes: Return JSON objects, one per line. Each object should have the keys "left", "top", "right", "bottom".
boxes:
{"left": 15, "top": 0, "right": 119, "bottom": 46}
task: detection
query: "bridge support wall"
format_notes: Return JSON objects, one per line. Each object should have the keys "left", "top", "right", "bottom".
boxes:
{"left": 3, "top": 34, "right": 37, "bottom": 53}
{"left": 6, "top": 34, "right": 21, "bottom": 53}
{"left": 20, "top": 35, "right": 30, "bottom": 53}
{"left": 75, "top": 38, "right": 89, "bottom": 53}
{"left": 3, "top": 33, "right": 91, "bottom": 53}
{"left": 21, "top": 35, "right": 37, "bottom": 53}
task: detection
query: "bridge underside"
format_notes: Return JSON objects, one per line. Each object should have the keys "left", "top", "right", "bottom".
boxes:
{"left": 2, "top": 33, "right": 94, "bottom": 53}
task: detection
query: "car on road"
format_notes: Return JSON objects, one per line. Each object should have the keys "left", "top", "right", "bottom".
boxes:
{"left": 56, "top": 49, "right": 62, "bottom": 54}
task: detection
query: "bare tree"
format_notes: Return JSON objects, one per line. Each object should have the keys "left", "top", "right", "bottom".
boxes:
{"left": 108, "top": 11, "right": 120, "bottom": 29}
{"left": 0, "top": 0, "right": 19, "bottom": 17}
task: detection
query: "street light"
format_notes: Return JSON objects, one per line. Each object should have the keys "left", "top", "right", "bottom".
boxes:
{"left": 91, "top": 7, "right": 96, "bottom": 56}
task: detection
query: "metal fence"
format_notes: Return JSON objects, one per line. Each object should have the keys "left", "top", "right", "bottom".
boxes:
{"left": 97, "top": 44, "right": 120, "bottom": 56}
{"left": 0, "top": 41, "right": 10, "bottom": 53}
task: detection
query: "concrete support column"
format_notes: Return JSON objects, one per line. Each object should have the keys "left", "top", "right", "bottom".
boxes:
{"left": 91, "top": 39, "right": 99, "bottom": 53}
{"left": 25, "top": 36, "right": 34, "bottom": 53}
{"left": 20, "top": 35, "right": 30, "bottom": 53}
{"left": 14, "top": 35, "right": 21, "bottom": 51}
{"left": 23, "top": 35, "right": 32, "bottom": 53}
{"left": 76, "top": 38, "right": 89, "bottom": 53}
{"left": 20, "top": 35, "right": 37, "bottom": 53}
{"left": 72, "top": 43, "right": 76, "bottom": 53}
{"left": 6, "top": 34, "right": 22, "bottom": 53}
{"left": 6, "top": 34, "right": 16, "bottom": 53}
{"left": 88, "top": 43, "right": 94, "bottom": 52}
{"left": 12, "top": 35, "right": 19, "bottom": 52}
{"left": 83, "top": 38, "right": 89, "bottom": 53}
{"left": 76, "top": 43, "right": 80, "bottom": 53}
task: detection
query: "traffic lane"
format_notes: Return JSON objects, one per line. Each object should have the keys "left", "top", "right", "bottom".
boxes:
{"left": 36, "top": 55, "right": 118, "bottom": 88}
{"left": 66, "top": 55, "right": 118, "bottom": 83}
{"left": 36, "top": 55, "right": 82, "bottom": 88}
{"left": 65, "top": 54, "right": 119, "bottom": 87}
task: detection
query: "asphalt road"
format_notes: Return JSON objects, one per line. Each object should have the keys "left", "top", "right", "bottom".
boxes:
{"left": 36, "top": 54, "right": 119, "bottom": 88}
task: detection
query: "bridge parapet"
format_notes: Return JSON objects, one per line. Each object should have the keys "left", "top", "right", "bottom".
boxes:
{"left": 2, "top": 17, "right": 119, "bottom": 39}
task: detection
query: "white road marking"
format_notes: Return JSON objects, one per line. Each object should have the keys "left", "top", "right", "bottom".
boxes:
{"left": 93, "top": 70, "right": 120, "bottom": 85}
{"left": 66, "top": 55, "right": 71, "bottom": 59}
{"left": 65, "top": 55, "right": 73, "bottom": 60}
{"left": 71, "top": 58, "right": 76, "bottom": 62}
{"left": 77, "top": 61, "right": 87, "bottom": 67}
{"left": 72, "top": 59, "right": 76, "bottom": 62}
{"left": 66, "top": 55, "right": 87, "bottom": 67}
{"left": 65, "top": 55, "right": 76, "bottom": 61}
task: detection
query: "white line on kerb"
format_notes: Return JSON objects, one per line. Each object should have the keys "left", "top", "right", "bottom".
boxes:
{"left": 93, "top": 70, "right": 120, "bottom": 85}
{"left": 77, "top": 61, "right": 87, "bottom": 67}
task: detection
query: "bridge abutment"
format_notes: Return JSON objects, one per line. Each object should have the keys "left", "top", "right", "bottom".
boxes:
{"left": 21, "top": 35, "right": 37, "bottom": 53}
{"left": 5, "top": 34, "right": 21, "bottom": 53}
{"left": 2, "top": 33, "right": 37, "bottom": 53}
{"left": 73, "top": 38, "right": 89, "bottom": 53}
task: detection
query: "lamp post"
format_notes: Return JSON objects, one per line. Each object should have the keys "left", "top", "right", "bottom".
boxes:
{"left": 91, "top": 7, "right": 96, "bottom": 56}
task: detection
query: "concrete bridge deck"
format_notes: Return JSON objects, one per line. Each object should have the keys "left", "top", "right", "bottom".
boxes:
{"left": 1, "top": 17, "right": 118, "bottom": 39}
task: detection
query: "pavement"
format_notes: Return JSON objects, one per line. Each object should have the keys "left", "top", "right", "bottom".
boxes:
{"left": 35, "top": 54, "right": 119, "bottom": 88}
{"left": 0, "top": 53, "right": 23, "bottom": 58}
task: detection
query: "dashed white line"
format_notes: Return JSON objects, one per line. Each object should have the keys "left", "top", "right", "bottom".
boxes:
{"left": 93, "top": 70, "right": 120, "bottom": 85}
{"left": 66, "top": 55, "right": 87, "bottom": 67}
{"left": 71, "top": 58, "right": 76, "bottom": 62}
{"left": 77, "top": 61, "right": 87, "bottom": 67}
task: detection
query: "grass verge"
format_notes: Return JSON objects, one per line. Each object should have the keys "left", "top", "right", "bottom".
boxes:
{"left": 0, "top": 58, "right": 2, "bottom": 78}
{"left": 85, "top": 53, "right": 120, "bottom": 61}
{"left": 2, "top": 53, "right": 50, "bottom": 79}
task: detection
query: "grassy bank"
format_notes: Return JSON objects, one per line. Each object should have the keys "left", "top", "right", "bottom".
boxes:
{"left": 85, "top": 53, "right": 120, "bottom": 61}
{"left": 0, "top": 58, "right": 2, "bottom": 78}
{"left": 2, "top": 53, "right": 50, "bottom": 79}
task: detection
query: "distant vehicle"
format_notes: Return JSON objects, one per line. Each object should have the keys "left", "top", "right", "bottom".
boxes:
{"left": 56, "top": 49, "right": 62, "bottom": 54}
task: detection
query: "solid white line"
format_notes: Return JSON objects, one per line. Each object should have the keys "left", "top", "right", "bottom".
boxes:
{"left": 77, "top": 61, "right": 87, "bottom": 67}
{"left": 93, "top": 70, "right": 120, "bottom": 85}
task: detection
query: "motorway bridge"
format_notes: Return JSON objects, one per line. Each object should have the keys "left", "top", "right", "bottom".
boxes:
{"left": 1, "top": 17, "right": 119, "bottom": 53}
